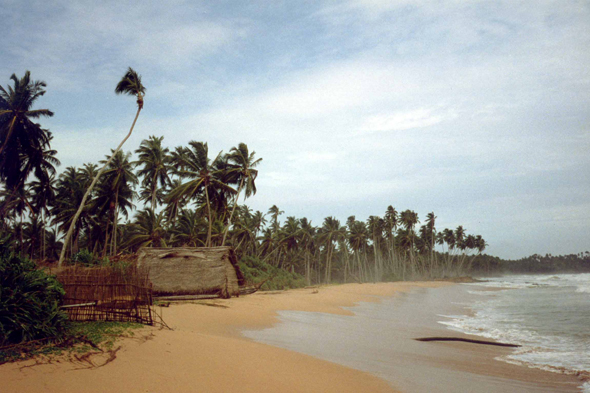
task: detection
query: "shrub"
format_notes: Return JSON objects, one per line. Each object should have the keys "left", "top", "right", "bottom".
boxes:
{"left": 70, "top": 249, "right": 100, "bottom": 266}
{"left": 239, "top": 256, "right": 306, "bottom": 291}
{"left": 0, "top": 246, "right": 68, "bottom": 347}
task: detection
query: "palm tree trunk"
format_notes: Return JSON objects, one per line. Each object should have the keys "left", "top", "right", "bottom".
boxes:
{"left": 0, "top": 117, "right": 17, "bottom": 157}
{"left": 41, "top": 210, "right": 45, "bottom": 260}
{"left": 58, "top": 105, "right": 142, "bottom": 266}
{"left": 103, "top": 219, "right": 110, "bottom": 258}
{"left": 151, "top": 173, "right": 157, "bottom": 211}
{"left": 204, "top": 185, "right": 213, "bottom": 247}
{"left": 112, "top": 189, "right": 119, "bottom": 256}
{"left": 222, "top": 177, "right": 244, "bottom": 246}
{"left": 19, "top": 213, "right": 23, "bottom": 257}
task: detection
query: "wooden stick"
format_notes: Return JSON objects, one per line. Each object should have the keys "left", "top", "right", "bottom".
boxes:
{"left": 414, "top": 337, "right": 520, "bottom": 347}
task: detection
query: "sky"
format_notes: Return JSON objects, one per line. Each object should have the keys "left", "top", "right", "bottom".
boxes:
{"left": 1, "top": 0, "right": 589, "bottom": 259}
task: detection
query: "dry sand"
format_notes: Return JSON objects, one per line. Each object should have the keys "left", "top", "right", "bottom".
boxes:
{"left": 0, "top": 281, "right": 581, "bottom": 392}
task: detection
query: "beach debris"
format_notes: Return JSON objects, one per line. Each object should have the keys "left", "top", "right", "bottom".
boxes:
{"left": 414, "top": 337, "right": 520, "bottom": 347}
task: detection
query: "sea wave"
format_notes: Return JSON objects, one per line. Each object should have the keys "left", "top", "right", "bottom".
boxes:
{"left": 441, "top": 276, "right": 590, "bottom": 391}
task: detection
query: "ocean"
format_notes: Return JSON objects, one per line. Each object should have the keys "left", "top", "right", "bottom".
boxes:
{"left": 445, "top": 274, "right": 590, "bottom": 392}
{"left": 243, "top": 276, "right": 589, "bottom": 392}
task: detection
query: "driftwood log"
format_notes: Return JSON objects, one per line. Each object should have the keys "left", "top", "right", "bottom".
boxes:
{"left": 415, "top": 337, "right": 520, "bottom": 347}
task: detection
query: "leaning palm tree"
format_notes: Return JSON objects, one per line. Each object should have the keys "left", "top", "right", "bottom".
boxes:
{"left": 221, "top": 143, "right": 262, "bottom": 245}
{"left": 59, "top": 67, "right": 145, "bottom": 266}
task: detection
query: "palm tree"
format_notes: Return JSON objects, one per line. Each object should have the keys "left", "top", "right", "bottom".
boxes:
{"left": 383, "top": 206, "right": 399, "bottom": 275}
{"left": 162, "top": 178, "right": 185, "bottom": 224}
{"left": 425, "top": 212, "right": 436, "bottom": 273}
{"left": 171, "top": 209, "right": 206, "bottom": 247}
{"left": 318, "top": 216, "right": 345, "bottom": 284}
{"left": 123, "top": 208, "right": 167, "bottom": 250}
{"left": 29, "top": 174, "right": 57, "bottom": 259}
{"left": 0, "top": 71, "right": 54, "bottom": 189}
{"left": 94, "top": 150, "right": 137, "bottom": 255}
{"left": 222, "top": 143, "right": 262, "bottom": 245}
{"left": 441, "top": 228, "right": 456, "bottom": 274}
{"left": 299, "top": 217, "right": 316, "bottom": 285}
{"left": 52, "top": 167, "right": 91, "bottom": 257}
{"left": 348, "top": 219, "right": 369, "bottom": 282}
{"left": 268, "top": 205, "right": 284, "bottom": 234}
{"left": 59, "top": 68, "right": 145, "bottom": 266}
{"left": 167, "top": 141, "right": 235, "bottom": 247}
{"left": 135, "top": 135, "right": 170, "bottom": 211}
{"left": 367, "top": 215, "right": 384, "bottom": 281}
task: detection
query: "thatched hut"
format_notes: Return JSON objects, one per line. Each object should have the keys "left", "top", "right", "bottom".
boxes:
{"left": 136, "top": 246, "right": 245, "bottom": 299}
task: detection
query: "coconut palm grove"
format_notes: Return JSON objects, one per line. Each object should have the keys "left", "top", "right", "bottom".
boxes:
{"left": 1, "top": 70, "right": 588, "bottom": 287}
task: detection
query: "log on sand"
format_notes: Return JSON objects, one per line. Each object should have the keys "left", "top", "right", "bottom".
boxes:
{"left": 415, "top": 337, "right": 520, "bottom": 348}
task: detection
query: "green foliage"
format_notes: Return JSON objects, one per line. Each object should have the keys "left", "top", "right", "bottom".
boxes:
{"left": 70, "top": 248, "right": 101, "bottom": 266}
{"left": 0, "top": 246, "right": 68, "bottom": 347}
{"left": 471, "top": 252, "right": 590, "bottom": 274}
{"left": 68, "top": 321, "right": 142, "bottom": 351}
{"left": 239, "top": 256, "right": 306, "bottom": 291}
{"left": 0, "top": 321, "right": 142, "bottom": 364}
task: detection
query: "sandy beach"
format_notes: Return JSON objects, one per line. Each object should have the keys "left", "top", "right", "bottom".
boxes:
{"left": 0, "top": 282, "right": 581, "bottom": 392}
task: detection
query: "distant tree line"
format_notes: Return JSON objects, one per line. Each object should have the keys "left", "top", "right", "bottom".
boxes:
{"left": 471, "top": 252, "right": 590, "bottom": 275}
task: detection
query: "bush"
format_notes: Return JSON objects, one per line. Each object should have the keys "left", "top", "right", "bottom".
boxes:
{"left": 70, "top": 249, "right": 100, "bottom": 266}
{"left": 239, "top": 256, "right": 306, "bottom": 291}
{"left": 0, "top": 246, "right": 68, "bottom": 347}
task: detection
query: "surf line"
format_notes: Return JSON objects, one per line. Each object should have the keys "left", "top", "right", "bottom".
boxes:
{"left": 414, "top": 337, "right": 520, "bottom": 348}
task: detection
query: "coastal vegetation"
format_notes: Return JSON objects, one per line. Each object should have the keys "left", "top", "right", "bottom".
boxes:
{"left": 0, "top": 237, "right": 140, "bottom": 364}
{"left": 1, "top": 70, "right": 589, "bottom": 362}
{"left": 2, "top": 70, "right": 588, "bottom": 288}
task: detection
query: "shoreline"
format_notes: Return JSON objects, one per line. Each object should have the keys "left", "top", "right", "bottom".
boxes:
{"left": 0, "top": 281, "right": 581, "bottom": 392}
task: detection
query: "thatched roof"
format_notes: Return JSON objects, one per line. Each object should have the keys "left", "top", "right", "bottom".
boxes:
{"left": 137, "top": 246, "right": 244, "bottom": 298}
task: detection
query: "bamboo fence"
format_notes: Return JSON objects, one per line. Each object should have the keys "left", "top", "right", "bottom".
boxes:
{"left": 56, "top": 264, "right": 153, "bottom": 325}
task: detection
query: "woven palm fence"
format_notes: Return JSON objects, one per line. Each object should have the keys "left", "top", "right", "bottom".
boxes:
{"left": 56, "top": 264, "right": 153, "bottom": 325}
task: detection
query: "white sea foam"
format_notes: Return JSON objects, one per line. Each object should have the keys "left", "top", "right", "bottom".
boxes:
{"left": 444, "top": 274, "right": 590, "bottom": 391}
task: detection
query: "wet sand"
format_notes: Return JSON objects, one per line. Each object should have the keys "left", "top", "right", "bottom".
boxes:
{"left": 0, "top": 282, "right": 581, "bottom": 392}
{"left": 244, "top": 284, "right": 582, "bottom": 392}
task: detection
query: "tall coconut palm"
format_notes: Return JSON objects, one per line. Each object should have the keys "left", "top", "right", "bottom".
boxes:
{"left": 425, "top": 212, "right": 436, "bottom": 272}
{"left": 29, "top": 174, "right": 57, "bottom": 259}
{"left": 135, "top": 135, "right": 170, "bottom": 211}
{"left": 171, "top": 209, "right": 206, "bottom": 247}
{"left": 299, "top": 217, "right": 316, "bottom": 285}
{"left": 167, "top": 141, "right": 235, "bottom": 247}
{"left": 348, "top": 219, "right": 369, "bottom": 282}
{"left": 367, "top": 215, "right": 384, "bottom": 281}
{"left": 94, "top": 150, "right": 137, "bottom": 256}
{"left": 52, "top": 167, "right": 90, "bottom": 257}
{"left": 268, "top": 205, "right": 284, "bottom": 234}
{"left": 163, "top": 178, "right": 185, "bottom": 224}
{"left": 222, "top": 143, "right": 262, "bottom": 245}
{"left": 383, "top": 206, "right": 399, "bottom": 274}
{"left": 123, "top": 208, "right": 167, "bottom": 250}
{"left": 0, "top": 71, "right": 54, "bottom": 189}
{"left": 318, "top": 216, "right": 345, "bottom": 284}
{"left": 59, "top": 68, "right": 145, "bottom": 266}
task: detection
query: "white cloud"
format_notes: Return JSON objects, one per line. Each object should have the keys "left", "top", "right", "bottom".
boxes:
{"left": 4, "top": 0, "right": 590, "bottom": 258}
{"left": 360, "top": 108, "right": 454, "bottom": 132}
